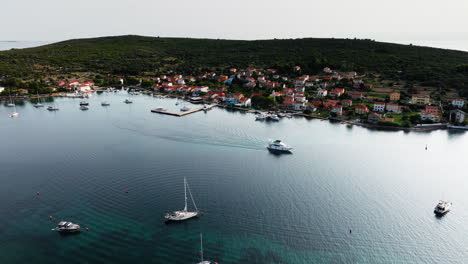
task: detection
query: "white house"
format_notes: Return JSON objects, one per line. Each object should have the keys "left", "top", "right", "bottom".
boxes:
{"left": 77, "top": 84, "right": 91, "bottom": 92}
{"left": 385, "top": 103, "right": 402, "bottom": 114}
{"left": 420, "top": 111, "right": 440, "bottom": 122}
{"left": 373, "top": 102, "right": 386, "bottom": 112}
{"left": 452, "top": 98, "right": 465, "bottom": 108}
{"left": 195, "top": 86, "right": 209, "bottom": 93}
{"left": 317, "top": 88, "right": 328, "bottom": 97}
{"left": 0, "top": 87, "right": 4, "bottom": 93}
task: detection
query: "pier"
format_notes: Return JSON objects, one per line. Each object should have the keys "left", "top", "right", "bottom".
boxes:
{"left": 151, "top": 104, "right": 217, "bottom": 117}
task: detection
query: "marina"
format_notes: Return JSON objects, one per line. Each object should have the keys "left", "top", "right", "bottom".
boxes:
{"left": 151, "top": 104, "right": 216, "bottom": 116}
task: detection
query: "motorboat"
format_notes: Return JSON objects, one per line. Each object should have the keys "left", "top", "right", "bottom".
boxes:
{"left": 434, "top": 201, "right": 452, "bottom": 215}
{"left": 101, "top": 101, "right": 110, "bottom": 106}
{"left": 7, "top": 103, "right": 15, "bottom": 107}
{"left": 269, "top": 114, "right": 280, "bottom": 121}
{"left": 267, "top": 139, "right": 292, "bottom": 152}
{"left": 79, "top": 101, "right": 89, "bottom": 106}
{"left": 124, "top": 99, "right": 133, "bottom": 104}
{"left": 47, "top": 106, "right": 59, "bottom": 111}
{"left": 180, "top": 106, "right": 190, "bottom": 112}
{"left": 34, "top": 103, "right": 44, "bottom": 108}
{"left": 255, "top": 113, "right": 267, "bottom": 120}
{"left": 52, "top": 221, "right": 81, "bottom": 233}
{"left": 80, "top": 105, "right": 89, "bottom": 110}
{"left": 165, "top": 178, "right": 199, "bottom": 221}
{"left": 10, "top": 111, "right": 19, "bottom": 118}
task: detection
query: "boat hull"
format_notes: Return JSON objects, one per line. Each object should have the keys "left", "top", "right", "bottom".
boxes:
{"left": 165, "top": 211, "right": 198, "bottom": 221}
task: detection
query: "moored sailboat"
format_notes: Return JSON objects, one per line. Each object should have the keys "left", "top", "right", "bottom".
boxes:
{"left": 165, "top": 177, "right": 199, "bottom": 221}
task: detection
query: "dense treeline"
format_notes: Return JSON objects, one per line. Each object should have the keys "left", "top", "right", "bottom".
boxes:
{"left": 0, "top": 35, "right": 467, "bottom": 93}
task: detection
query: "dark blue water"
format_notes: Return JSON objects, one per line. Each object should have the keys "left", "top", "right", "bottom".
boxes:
{"left": 1, "top": 92, "right": 468, "bottom": 263}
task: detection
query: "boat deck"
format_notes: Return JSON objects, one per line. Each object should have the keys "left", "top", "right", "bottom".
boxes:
{"left": 151, "top": 105, "right": 217, "bottom": 117}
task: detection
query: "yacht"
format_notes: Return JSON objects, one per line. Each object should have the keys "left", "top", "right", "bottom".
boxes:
{"left": 47, "top": 106, "right": 59, "bottom": 111}
{"left": 124, "top": 99, "right": 133, "bottom": 104}
{"left": 180, "top": 106, "right": 190, "bottom": 112}
{"left": 10, "top": 110, "right": 19, "bottom": 118}
{"left": 267, "top": 140, "right": 292, "bottom": 152}
{"left": 52, "top": 221, "right": 81, "bottom": 233}
{"left": 197, "top": 234, "right": 212, "bottom": 264}
{"left": 80, "top": 105, "right": 89, "bottom": 110}
{"left": 79, "top": 101, "right": 89, "bottom": 106}
{"left": 101, "top": 101, "right": 110, "bottom": 106}
{"left": 7, "top": 103, "right": 15, "bottom": 107}
{"left": 434, "top": 201, "right": 452, "bottom": 215}
{"left": 165, "top": 178, "right": 199, "bottom": 221}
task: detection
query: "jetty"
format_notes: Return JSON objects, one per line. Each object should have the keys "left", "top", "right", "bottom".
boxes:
{"left": 151, "top": 104, "right": 217, "bottom": 117}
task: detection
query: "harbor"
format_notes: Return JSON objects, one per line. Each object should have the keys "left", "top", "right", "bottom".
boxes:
{"left": 151, "top": 104, "right": 217, "bottom": 117}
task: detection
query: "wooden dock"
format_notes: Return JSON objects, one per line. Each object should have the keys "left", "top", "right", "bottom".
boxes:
{"left": 151, "top": 104, "right": 217, "bottom": 117}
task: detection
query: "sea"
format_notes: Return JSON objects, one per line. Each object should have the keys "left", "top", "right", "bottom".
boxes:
{"left": 1, "top": 92, "right": 468, "bottom": 263}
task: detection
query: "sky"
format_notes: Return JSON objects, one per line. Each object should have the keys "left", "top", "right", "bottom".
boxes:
{"left": 1, "top": 0, "right": 468, "bottom": 51}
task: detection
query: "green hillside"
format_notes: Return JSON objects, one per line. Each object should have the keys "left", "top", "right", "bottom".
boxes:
{"left": 1, "top": 35, "right": 467, "bottom": 92}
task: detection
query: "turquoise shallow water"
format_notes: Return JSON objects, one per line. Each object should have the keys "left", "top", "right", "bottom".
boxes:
{"left": 1, "top": 92, "right": 468, "bottom": 263}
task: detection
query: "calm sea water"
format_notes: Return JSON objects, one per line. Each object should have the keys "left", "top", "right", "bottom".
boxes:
{"left": 1, "top": 92, "right": 468, "bottom": 263}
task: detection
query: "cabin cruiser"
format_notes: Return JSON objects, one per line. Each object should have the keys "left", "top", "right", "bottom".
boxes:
{"left": 53, "top": 221, "right": 81, "bottom": 233}
{"left": 79, "top": 101, "right": 89, "bottom": 106}
{"left": 47, "top": 106, "right": 59, "bottom": 111}
{"left": 267, "top": 140, "right": 292, "bottom": 152}
{"left": 101, "top": 101, "right": 110, "bottom": 106}
{"left": 80, "top": 105, "right": 89, "bottom": 110}
{"left": 434, "top": 201, "right": 452, "bottom": 215}
{"left": 124, "top": 99, "right": 133, "bottom": 104}
{"left": 180, "top": 106, "right": 190, "bottom": 112}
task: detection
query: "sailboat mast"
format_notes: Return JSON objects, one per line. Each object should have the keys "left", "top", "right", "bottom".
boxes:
{"left": 200, "top": 233, "right": 204, "bottom": 262}
{"left": 184, "top": 177, "right": 188, "bottom": 212}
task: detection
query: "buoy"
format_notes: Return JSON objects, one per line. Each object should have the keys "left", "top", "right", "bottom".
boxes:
{"left": 124, "top": 190, "right": 129, "bottom": 193}
{"left": 201, "top": 212, "right": 205, "bottom": 215}
{"left": 85, "top": 227, "right": 89, "bottom": 231}
{"left": 349, "top": 229, "right": 352, "bottom": 234}
{"left": 49, "top": 216, "right": 53, "bottom": 220}
{"left": 36, "top": 192, "right": 40, "bottom": 196}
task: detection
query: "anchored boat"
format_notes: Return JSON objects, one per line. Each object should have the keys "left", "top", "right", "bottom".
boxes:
{"left": 165, "top": 177, "right": 199, "bottom": 221}
{"left": 52, "top": 221, "right": 81, "bottom": 233}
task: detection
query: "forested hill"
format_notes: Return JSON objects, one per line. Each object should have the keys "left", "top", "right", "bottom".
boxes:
{"left": 0, "top": 35, "right": 467, "bottom": 90}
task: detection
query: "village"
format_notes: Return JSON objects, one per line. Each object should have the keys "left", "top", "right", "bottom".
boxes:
{"left": 1, "top": 65, "right": 468, "bottom": 130}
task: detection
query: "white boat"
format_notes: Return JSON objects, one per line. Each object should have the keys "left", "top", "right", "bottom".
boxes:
{"left": 80, "top": 105, "right": 89, "bottom": 110}
{"left": 434, "top": 200, "right": 452, "bottom": 215}
{"left": 124, "top": 99, "right": 133, "bottom": 104}
{"left": 79, "top": 101, "right": 89, "bottom": 106}
{"left": 9, "top": 103, "right": 19, "bottom": 118}
{"left": 181, "top": 106, "right": 190, "bottom": 112}
{"left": 165, "top": 177, "right": 199, "bottom": 221}
{"left": 269, "top": 114, "right": 280, "bottom": 121}
{"left": 47, "top": 106, "right": 59, "bottom": 111}
{"left": 7, "top": 103, "right": 15, "bottom": 107}
{"left": 7, "top": 88, "right": 15, "bottom": 107}
{"left": 34, "top": 90, "right": 44, "bottom": 107}
{"left": 34, "top": 102, "right": 44, "bottom": 108}
{"left": 52, "top": 221, "right": 81, "bottom": 233}
{"left": 197, "top": 234, "right": 212, "bottom": 264}
{"left": 101, "top": 101, "right": 110, "bottom": 106}
{"left": 267, "top": 139, "right": 292, "bottom": 152}
{"left": 255, "top": 113, "right": 267, "bottom": 120}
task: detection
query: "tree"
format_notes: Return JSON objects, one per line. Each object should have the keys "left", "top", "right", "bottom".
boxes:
{"left": 251, "top": 95, "right": 276, "bottom": 109}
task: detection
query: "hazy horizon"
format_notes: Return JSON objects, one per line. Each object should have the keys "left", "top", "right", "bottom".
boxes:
{"left": 1, "top": 0, "right": 467, "bottom": 51}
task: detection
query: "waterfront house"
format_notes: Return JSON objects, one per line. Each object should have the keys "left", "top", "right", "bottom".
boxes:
{"left": 424, "top": 105, "right": 439, "bottom": 115}
{"left": 294, "top": 78, "right": 306, "bottom": 87}
{"left": 77, "top": 84, "right": 91, "bottom": 92}
{"left": 389, "top": 92, "right": 400, "bottom": 101}
{"left": 411, "top": 94, "right": 430, "bottom": 105}
{"left": 449, "top": 109, "right": 466, "bottom": 123}
{"left": 368, "top": 113, "right": 382, "bottom": 123}
{"left": 373, "top": 102, "right": 386, "bottom": 112}
{"left": 341, "top": 99, "right": 352, "bottom": 107}
{"left": 451, "top": 98, "right": 465, "bottom": 108}
{"left": 323, "top": 100, "right": 339, "bottom": 110}
{"left": 420, "top": 111, "right": 440, "bottom": 122}
{"left": 386, "top": 103, "right": 402, "bottom": 113}
{"left": 331, "top": 105, "right": 343, "bottom": 116}
{"left": 317, "top": 88, "right": 328, "bottom": 97}
{"left": 311, "top": 100, "right": 323, "bottom": 108}
{"left": 355, "top": 105, "right": 369, "bottom": 115}
{"left": 239, "top": 97, "right": 251, "bottom": 107}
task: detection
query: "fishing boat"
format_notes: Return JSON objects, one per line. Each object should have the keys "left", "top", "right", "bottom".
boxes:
{"left": 165, "top": 177, "right": 199, "bottom": 221}
{"left": 101, "top": 101, "right": 110, "bottom": 106}
{"left": 79, "top": 101, "right": 89, "bottom": 106}
{"left": 197, "top": 234, "right": 212, "bottom": 264}
{"left": 52, "top": 221, "right": 81, "bottom": 233}
{"left": 267, "top": 139, "right": 292, "bottom": 152}
{"left": 124, "top": 99, "right": 133, "bottom": 104}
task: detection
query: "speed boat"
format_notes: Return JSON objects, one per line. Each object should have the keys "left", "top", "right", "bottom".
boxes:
{"left": 52, "top": 221, "right": 81, "bottom": 233}
{"left": 79, "top": 101, "right": 89, "bottom": 106}
{"left": 434, "top": 201, "right": 452, "bottom": 215}
{"left": 47, "top": 106, "right": 59, "bottom": 111}
{"left": 124, "top": 99, "right": 133, "bottom": 104}
{"left": 267, "top": 140, "right": 292, "bottom": 152}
